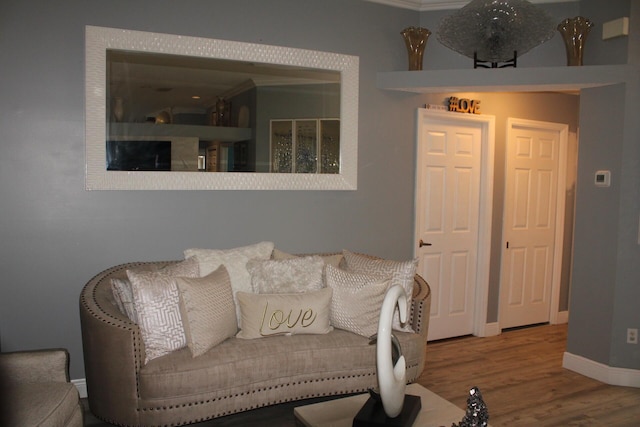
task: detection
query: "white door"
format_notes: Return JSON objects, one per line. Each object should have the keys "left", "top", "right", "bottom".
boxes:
{"left": 415, "top": 110, "right": 493, "bottom": 341}
{"left": 499, "top": 119, "right": 568, "bottom": 329}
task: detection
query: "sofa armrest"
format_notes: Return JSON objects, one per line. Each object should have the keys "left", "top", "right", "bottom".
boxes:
{"left": 0, "top": 349, "right": 69, "bottom": 385}
{"left": 410, "top": 274, "right": 431, "bottom": 342}
{"left": 80, "top": 263, "right": 152, "bottom": 425}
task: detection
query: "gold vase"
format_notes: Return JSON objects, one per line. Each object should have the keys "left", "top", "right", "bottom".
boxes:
{"left": 557, "top": 16, "right": 594, "bottom": 66}
{"left": 401, "top": 26, "right": 431, "bottom": 71}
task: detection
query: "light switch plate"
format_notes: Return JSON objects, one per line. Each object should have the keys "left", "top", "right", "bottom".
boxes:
{"left": 595, "top": 170, "right": 611, "bottom": 187}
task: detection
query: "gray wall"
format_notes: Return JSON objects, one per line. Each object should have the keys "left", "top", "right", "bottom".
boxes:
{"left": 0, "top": 0, "right": 418, "bottom": 380}
{"left": 1, "top": 0, "right": 638, "bottom": 381}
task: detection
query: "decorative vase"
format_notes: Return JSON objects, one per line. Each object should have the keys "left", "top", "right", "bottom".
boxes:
{"left": 401, "top": 26, "right": 431, "bottom": 71}
{"left": 557, "top": 16, "right": 594, "bottom": 66}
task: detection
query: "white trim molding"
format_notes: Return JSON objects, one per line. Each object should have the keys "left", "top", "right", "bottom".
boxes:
{"left": 554, "top": 310, "right": 569, "bottom": 324}
{"left": 563, "top": 352, "right": 640, "bottom": 388}
{"left": 72, "top": 378, "right": 88, "bottom": 398}
{"left": 483, "top": 322, "right": 501, "bottom": 337}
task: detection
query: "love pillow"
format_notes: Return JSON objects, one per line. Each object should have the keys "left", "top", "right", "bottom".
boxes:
{"left": 236, "top": 288, "right": 333, "bottom": 339}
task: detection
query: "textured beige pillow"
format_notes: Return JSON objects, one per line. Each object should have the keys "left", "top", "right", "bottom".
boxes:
{"left": 325, "top": 264, "right": 391, "bottom": 338}
{"left": 127, "top": 261, "right": 200, "bottom": 364}
{"left": 111, "top": 257, "right": 199, "bottom": 324}
{"left": 184, "top": 241, "right": 274, "bottom": 325}
{"left": 342, "top": 250, "right": 417, "bottom": 332}
{"left": 110, "top": 278, "right": 131, "bottom": 319}
{"left": 272, "top": 248, "right": 343, "bottom": 268}
{"left": 236, "top": 288, "right": 333, "bottom": 339}
{"left": 247, "top": 255, "right": 325, "bottom": 294}
{"left": 175, "top": 265, "right": 237, "bottom": 357}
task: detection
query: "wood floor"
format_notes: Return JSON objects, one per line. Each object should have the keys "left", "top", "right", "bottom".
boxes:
{"left": 84, "top": 324, "right": 640, "bottom": 426}
{"left": 420, "top": 324, "right": 640, "bottom": 426}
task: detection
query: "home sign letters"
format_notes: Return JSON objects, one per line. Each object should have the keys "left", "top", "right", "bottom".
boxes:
{"left": 449, "top": 97, "right": 481, "bottom": 114}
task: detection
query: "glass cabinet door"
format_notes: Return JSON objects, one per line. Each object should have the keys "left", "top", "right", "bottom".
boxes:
{"left": 270, "top": 120, "right": 293, "bottom": 173}
{"left": 320, "top": 119, "right": 340, "bottom": 174}
{"left": 295, "top": 120, "right": 318, "bottom": 173}
{"left": 270, "top": 119, "right": 339, "bottom": 174}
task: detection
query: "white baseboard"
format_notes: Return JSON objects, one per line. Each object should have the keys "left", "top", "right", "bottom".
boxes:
{"left": 563, "top": 352, "right": 640, "bottom": 388}
{"left": 72, "top": 378, "right": 88, "bottom": 398}
{"left": 553, "top": 310, "right": 569, "bottom": 324}
{"left": 483, "top": 322, "right": 501, "bottom": 337}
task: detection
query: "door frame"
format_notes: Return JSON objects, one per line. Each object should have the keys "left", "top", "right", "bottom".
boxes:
{"left": 414, "top": 109, "right": 496, "bottom": 337}
{"left": 499, "top": 118, "right": 569, "bottom": 328}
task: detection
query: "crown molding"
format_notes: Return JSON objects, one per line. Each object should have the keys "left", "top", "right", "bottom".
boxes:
{"left": 364, "top": 0, "right": 579, "bottom": 12}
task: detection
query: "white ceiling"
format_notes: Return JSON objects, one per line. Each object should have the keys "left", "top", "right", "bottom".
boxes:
{"left": 363, "top": 0, "right": 578, "bottom": 11}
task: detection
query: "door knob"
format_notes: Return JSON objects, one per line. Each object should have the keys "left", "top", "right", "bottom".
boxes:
{"left": 419, "top": 239, "right": 432, "bottom": 247}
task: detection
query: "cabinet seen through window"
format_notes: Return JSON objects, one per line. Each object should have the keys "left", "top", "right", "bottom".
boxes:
{"left": 270, "top": 119, "right": 340, "bottom": 174}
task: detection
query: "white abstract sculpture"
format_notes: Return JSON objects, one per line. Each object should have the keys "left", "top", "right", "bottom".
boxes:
{"left": 376, "top": 284, "right": 408, "bottom": 418}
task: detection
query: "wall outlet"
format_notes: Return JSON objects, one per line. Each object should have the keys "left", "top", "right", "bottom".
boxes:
{"left": 627, "top": 328, "right": 638, "bottom": 344}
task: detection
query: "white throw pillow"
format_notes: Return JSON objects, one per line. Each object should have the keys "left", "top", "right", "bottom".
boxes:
{"left": 184, "top": 241, "right": 275, "bottom": 325}
{"left": 127, "top": 263, "right": 199, "bottom": 364}
{"left": 247, "top": 255, "right": 325, "bottom": 294}
{"left": 342, "top": 250, "right": 417, "bottom": 332}
{"left": 272, "top": 248, "right": 343, "bottom": 268}
{"left": 111, "top": 258, "right": 199, "bottom": 324}
{"left": 236, "top": 288, "right": 333, "bottom": 339}
{"left": 325, "top": 264, "right": 391, "bottom": 338}
{"left": 175, "top": 265, "right": 237, "bottom": 357}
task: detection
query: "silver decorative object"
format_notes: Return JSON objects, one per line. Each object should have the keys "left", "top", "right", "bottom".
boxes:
{"left": 452, "top": 386, "right": 489, "bottom": 427}
{"left": 437, "top": 0, "right": 556, "bottom": 67}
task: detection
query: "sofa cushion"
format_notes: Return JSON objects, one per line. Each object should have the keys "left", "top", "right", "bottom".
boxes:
{"left": 112, "top": 257, "right": 199, "bottom": 323}
{"left": 325, "top": 265, "right": 390, "bottom": 338}
{"left": 184, "top": 241, "right": 274, "bottom": 325}
{"left": 0, "top": 382, "right": 81, "bottom": 427}
{"left": 342, "top": 250, "right": 418, "bottom": 332}
{"left": 236, "top": 288, "right": 333, "bottom": 338}
{"left": 247, "top": 255, "right": 325, "bottom": 294}
{"left": 127, "top": 263, "right": 200, "bottom": 363}
{"left": 137, "top": 329, "right": 424, "bottom": 401}
{"left": 176, "top": 265, "right": 237, "bottom": 357}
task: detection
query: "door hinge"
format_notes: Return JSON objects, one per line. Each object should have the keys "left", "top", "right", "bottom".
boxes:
{"left": 506, "top": 241, "right": 509, "bottom": 249}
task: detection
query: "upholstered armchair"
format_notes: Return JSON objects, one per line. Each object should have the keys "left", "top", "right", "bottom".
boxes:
{"left": 0, "top": 348, "right": 83, "bottom": 427}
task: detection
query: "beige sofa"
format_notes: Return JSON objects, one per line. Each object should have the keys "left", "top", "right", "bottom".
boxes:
{"left": 80, "top": 255, "right": 431, "bottom": 427}
{"left": 0, "top": 349, "right": 84, "bottom": 427}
